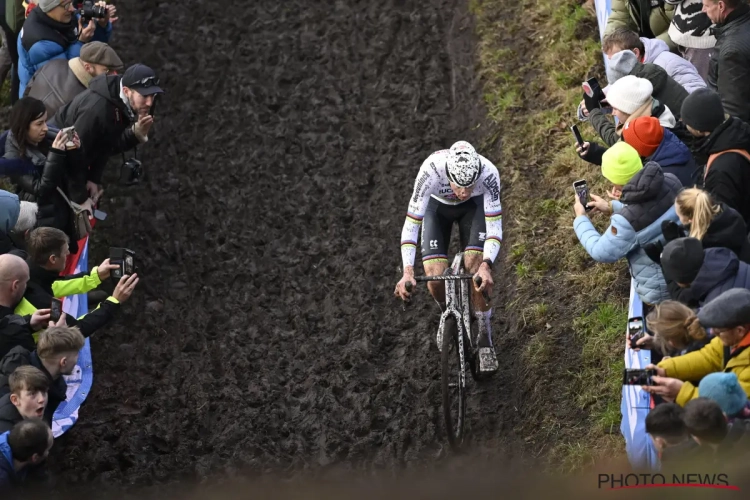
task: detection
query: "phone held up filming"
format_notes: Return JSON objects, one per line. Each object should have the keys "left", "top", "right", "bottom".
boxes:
{"left": 573, "top": 179, "right": 592, "bottom": 212}
{"left": 110, "top": 248, "right": 136, "bottom": 281}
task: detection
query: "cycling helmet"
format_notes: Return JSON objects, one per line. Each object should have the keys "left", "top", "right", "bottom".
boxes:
{"left": 446, "top": 141, "right": 482, "bottom": 187}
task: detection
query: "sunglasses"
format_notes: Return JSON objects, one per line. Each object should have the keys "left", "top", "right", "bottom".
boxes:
{"left": 128, "top": 76, "right": 160, "bottom": 87}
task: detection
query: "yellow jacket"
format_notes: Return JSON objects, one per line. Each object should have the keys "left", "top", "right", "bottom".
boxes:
{"left": 659, "top": 334, "right": 750, "bottom": 406}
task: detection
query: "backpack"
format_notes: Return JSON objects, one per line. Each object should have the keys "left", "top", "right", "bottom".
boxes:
{"left": 704, "top": 149, "right": 750, "bottom": 181}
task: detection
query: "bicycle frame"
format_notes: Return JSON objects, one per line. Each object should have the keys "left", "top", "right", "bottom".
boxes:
{"left": 437, "top": 253, "right": 474, "bottom": 354}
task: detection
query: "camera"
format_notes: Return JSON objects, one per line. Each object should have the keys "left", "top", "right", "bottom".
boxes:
{"left": 78, "top": 1, "right": 107, "bottom": 22}
{"left": 120, "top": 157, "right": 143, "bottom": 185}
{"left": 628, "top": 316, "right": 646, "bottom": 349}
{"left": 623, "top": 368, "right": 655, "bottom": 386}
{"left": 110, "top": 247, "right": 136, "bottom": 281}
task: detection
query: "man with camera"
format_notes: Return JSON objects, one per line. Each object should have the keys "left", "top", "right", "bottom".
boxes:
{"left": 25, "top": 40, "right": 123, "bottom": 117}
{"left": 52, "top": 63, "right": 163, "bottom": 206}
{"left": 17, "top": 0, "right": 115, "bottom": 98}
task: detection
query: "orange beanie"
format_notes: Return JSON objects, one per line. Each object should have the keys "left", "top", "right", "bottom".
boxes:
{"left": 622, "top": 116, "right": 664, "bottom": 158}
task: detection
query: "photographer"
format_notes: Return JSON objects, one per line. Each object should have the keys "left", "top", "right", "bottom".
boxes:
{"left": 25, "top": 41, "right": 123, "bottom": 117}
{"left": 52, "top": 63, "right": 163, "bottom": 204}
{"left": 2, "top": 96, "right": 84, "bottom": 254}
{"left": 17, "top": 0, "right": 115, "bottom": 98}
{"left": 643, "top": 288, "right": 750, "bottom": 406}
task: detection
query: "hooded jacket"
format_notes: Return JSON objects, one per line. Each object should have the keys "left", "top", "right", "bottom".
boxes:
{"left": 678, "top": 247, "right": 750, "bottom": 306}
{"left": 52, "top": 74, "right": 141, "bottom": 200}
{"left": 0, "top": 191, "right": 20, "bottom": 257}
{"left": 641, "top": 37, "right": 706, "bottom": 93}
{"left": 0, "top": 303, "right": 35, "bottom": 362}
{"left": 574, "top": 162, "right": 682, "bottom": 304}
{"left": 707, "top": 3, "right": 750, "bottom": 122}
{"left": 700, "top": 117, "right": 750, "bottom": 225}
{"left": 659, "top": 334, "right": 750, "bottom": 407}
{"left": 605, "top": 0, "right": 676, "bottom": 49}
{"left": 700, "top": 204, "right": 750, "bottom": 262}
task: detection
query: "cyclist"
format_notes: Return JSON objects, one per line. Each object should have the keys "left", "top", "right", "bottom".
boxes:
{"left": 394, "top": 141, "right": 502, "bottom": 375}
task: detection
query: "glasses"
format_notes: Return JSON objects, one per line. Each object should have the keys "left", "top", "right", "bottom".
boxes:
{"left": 127, "top": 76, "right": 160, "bottom": 88}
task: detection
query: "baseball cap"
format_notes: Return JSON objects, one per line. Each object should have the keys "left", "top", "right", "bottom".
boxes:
{"left": 121, "top": 64, "right": 164, "bottom": 96}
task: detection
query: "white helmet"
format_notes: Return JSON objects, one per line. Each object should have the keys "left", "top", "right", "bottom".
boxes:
{"left": 446, "top": 141, "right": 482, "bottom": 187}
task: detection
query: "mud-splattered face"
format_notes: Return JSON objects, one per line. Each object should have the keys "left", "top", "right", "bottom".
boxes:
{"left": 449, "top": 182, "right": 473, "bottom": 201}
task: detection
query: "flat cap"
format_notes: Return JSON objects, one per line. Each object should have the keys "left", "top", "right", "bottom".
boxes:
{"left": 80, "top": 42, "right": 124, "bottom": 71}
{"left": 698, "top": 288, "right": 750, "bottom": 329}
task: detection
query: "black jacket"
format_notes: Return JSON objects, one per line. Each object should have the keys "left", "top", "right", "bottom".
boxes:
{"left": 698, "top": 203, "right": 750, "bottom": 263}
{"left": 0, "top": 393, "right": 21, "bottom": 434}
{"left": 52, "top": 74, "right": 140, "bottom": 198}
{"left": 19, "top": 7, "right": 78, "bottom": 53}
{"left": 0, "top": 305, "right": 35, "bottom": 361}
{"left": 0, "top": 348, "right": 66, "bottom": 427}
{"left": 708, "top": 3, "right": 750, "bottom": 122}
{"left": 701, "top": 117, "right": 750, "bottom": 225}
{"left": 668, "top": 247, "right": 750, "bottom": 307}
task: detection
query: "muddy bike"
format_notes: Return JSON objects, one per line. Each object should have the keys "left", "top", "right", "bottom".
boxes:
{"left": 404, "top": 252, "right": 490, "bottom": 450}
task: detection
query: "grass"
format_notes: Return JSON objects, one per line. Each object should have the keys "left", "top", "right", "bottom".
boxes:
{"left": 473, "top": 0, "right": 630, "bottom": 472}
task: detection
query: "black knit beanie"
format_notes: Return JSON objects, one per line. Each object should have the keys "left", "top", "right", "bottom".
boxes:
{"left": 680, "top": 88, "right": 725, "bottom": 133}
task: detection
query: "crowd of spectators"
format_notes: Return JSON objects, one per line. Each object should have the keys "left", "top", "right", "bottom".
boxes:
{"left": 0, "top": 0, "right": 157, "bottom": 492}
{"left": 574, "top": 0, "right": 750, "bottom": 468}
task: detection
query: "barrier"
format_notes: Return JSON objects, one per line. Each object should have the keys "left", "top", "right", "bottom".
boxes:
{"left": 51, "top": 235, "right": 93, "bottom": 438}
{"left": 590, "top": 1, "right": 660, "bottom": 469}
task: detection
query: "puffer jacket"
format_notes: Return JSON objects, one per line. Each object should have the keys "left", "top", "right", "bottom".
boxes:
{"left": 574, "top": 162, "right": 682, "bottom": 304}
{"left": 648, "top": 128, "right": 698, "bottom": 187}
{"left": 641, "top": 37, "right": 706, "bottom": 93}
{"left": 659, "top": 334, "right": 750, "bottom": 407}
{"left": 707, "top": 3, "right": 750, "bottom": 122}
{"left": 605, "top": 0, "right": 676, "bottom": 49}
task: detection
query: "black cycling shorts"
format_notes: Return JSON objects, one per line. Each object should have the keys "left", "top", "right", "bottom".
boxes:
{"left": 420, "top": 195, "right": 486, "bottom": 264}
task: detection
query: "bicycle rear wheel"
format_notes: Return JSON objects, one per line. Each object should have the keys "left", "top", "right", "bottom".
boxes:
{"left": 441, "top": 315, "right": 466, "bottom": 450}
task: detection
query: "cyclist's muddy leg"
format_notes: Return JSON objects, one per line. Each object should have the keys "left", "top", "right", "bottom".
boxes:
{"left": 464, "top": 252, "right": 490, "bottom": 314}
{"left": 424, "top": 259, "right": 448, "bottom": 310}
{"left": 464, "top": 251, "right": 498, "bottom": 374}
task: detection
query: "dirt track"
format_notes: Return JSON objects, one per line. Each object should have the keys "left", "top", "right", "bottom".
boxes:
{"left": 46, "top": 0, "right": 531, "bottom": 491}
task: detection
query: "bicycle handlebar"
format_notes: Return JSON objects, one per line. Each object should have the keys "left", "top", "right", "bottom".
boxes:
{"left": 403, "top": 274, "right": 490, "bottom": 308}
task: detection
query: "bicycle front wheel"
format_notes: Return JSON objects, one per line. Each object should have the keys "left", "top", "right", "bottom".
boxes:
{"left": 441, "top": 315, "right": 466, "bottom": 450}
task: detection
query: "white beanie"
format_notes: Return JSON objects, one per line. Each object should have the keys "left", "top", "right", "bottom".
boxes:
{"left": 605, "top": 75, "right": 653, "bottom": 115}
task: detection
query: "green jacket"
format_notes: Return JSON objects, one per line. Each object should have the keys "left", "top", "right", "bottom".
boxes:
{"left": 605, "top": 0, "right": 676, "bottom": 50}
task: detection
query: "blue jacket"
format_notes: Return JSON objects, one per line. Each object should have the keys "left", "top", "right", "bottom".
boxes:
{"left": 0, "top": 430, "right": 17, "bottom": 491}
{"left": 17, "top": 7, "right": 112, "bottom": 98}
{"left": 648, "top": 129, "right": 699, "bottom": 188}
{"left": 688, "top": 248, "right": 750, "bottom": 306}
{"left": 574, "top": 162, "right": 682, "bottom": 304}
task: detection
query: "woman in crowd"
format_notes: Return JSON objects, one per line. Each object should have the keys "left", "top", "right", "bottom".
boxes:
{"left": 2, "top": 97, "right": 83, "bottom": 253}
{"left": 635, "top": 300, "right": 711, "bottom": 356}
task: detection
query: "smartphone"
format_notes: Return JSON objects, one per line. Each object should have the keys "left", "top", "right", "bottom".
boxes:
{"left": 93, "top": 209, "right": 107, "bottom": 221}
{"left": 61, "top": 126, "right": 76, "bottom": 150}
{"left": 573, "top": 179, "right": 592, "bottom": 212}
{"left": 623, "top": 368, "right": 655, "bottom": 386}
{"left": 628, "top": 316, "right": 645, "bottom": 349}
{"left": 110, "top": 247, "right": 136, "bottom": 280}
{"left": 582, "top": 77, "right": 604, "bottom": 101}
{"left": 149, "top": 95, "right": 158, "bottom": 117}
{"left": 50, "top": 298, "right": 63, "bottom": 323}
{"left": 571, "top": 125, "right": 584, "bottom": 147}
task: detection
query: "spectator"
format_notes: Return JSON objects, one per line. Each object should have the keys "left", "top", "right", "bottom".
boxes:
{"left": 578, "top": 116, "right": 697, "bottom": 187}
{"left": 604, "top": 0, "right": 676, "bottom": 49}
{"left": 602, "top": 27, "right": 706, "bottom": 93}
{"left": 681, "top": 89, "right": 750, "bottom": 225}
{"left": 703, "top": 0, "right": 750, "bottom": 122}
{"left": 645, "top": 402, "right": 697, "bottom": 462}
{"left": 14, "top": 227, "right": 139, "bottom": 338}
{"left": 0, "top": 366, "right": 48, "bottom": 433}
{"left": 580, "top": 50, "right": 688, "bottom": 124}
{"left": 17, "top": 0, "right": 114, "bottom": 98}
{"left": 0, "top": 418, "right": 53, "bottom": 492}
{"left": 644, "top": 288, "right": 750, "bottom": 406}
{"left": 52, "top": 63, "right": 163, "bottom": 205}
{"left": 25, "top": 40, "right": 123, "bottom": 117}
{"left": 661, "top": 237, "right": 750, "bottom": 307}
{"left": 0, "top": 325, "right": 82, "bottom": 425}
{"left": 666, "top": 0, "right": 716, "bottom": 80}
{"left": 683, "top": 397, "right": 750, "bottom": 463}
{"left": 588, "top": 75, "right": 676, "bottom": 148}
{"left": 3, "top": 96, "right": 84, "bottom": 253}
{"left": 699, "top": 372, "right": 750, "bottom": 421}
{"left": 573, "top": 142, "right": 681, "bottom": 305}
{"left": 635, "top": 300, "right": 711, "bottom": 355}
{"left": 0, "top": 254, "right": 51, "bottom": 359}
{"left": 0, "top": 190, "right": 37, "bottom": 257}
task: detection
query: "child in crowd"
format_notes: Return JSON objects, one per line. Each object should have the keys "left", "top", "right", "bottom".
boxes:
{"left": 699, "top": 372, "right": 750, "bottom": 422}
{"left": 645, "top": 402, "right": 696, "bottom": 462}
{"left": 0, "top": 366, "right": 49, "bottom": 433}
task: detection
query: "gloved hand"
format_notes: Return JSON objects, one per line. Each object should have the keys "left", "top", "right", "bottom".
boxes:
{"left": 662, "top": 220, "right": 686, "bottom": 242}
{"left": 644, "top": 241, "right": 664, "bottom": 264}
{"left": 583, "top": 91, "right": 601, "bottom": 115}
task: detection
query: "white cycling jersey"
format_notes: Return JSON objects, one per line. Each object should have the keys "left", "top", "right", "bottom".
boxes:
{"left": 400, "top": 149, "right": 503, "bottom": 269}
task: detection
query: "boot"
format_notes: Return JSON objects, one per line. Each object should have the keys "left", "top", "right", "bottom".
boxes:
{"left": 476, "top": 311, "right": 499, "bottom": 375}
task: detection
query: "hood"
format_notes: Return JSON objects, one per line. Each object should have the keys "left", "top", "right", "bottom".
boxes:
{"left": 701, "top": 203, "right": 749, "bottom": 251}
{"left": 620, "top": 162, "right": 664, "bottom": 204}
{"left": 689, "top": 247, "right": 740, "bottom": 298}
{"left": 89, "top": 74, "right": 126, "bottom": 108}
{"left": 704, "top": 117, "right": 750, "bottom": 155}
{"left": 28, "top": 261, "right": 62, "bottom": 289}
{"left": 649, "top": 129, "right": 693, "bottom": 168}
{"left": 641, "top": 37, "right": 670, "bottom": 64}
{"left": 0, "top": 191, "right": 20, "bottom": 235}
{"left": 605, "top": 50, "right": 638, "bottom": 85}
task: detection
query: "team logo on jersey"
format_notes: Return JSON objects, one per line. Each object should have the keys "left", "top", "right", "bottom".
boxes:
{"left": 479, "top": 232, "right": 486, "bottom": 241}
{"left": 430, "top": 240, "right": 438, "bottom": 249}
{"left": 413, "top": 172, "right": 430, "bottom": 202}
{"left": 483, "top": 175, "right": 500, "bottom": 202}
